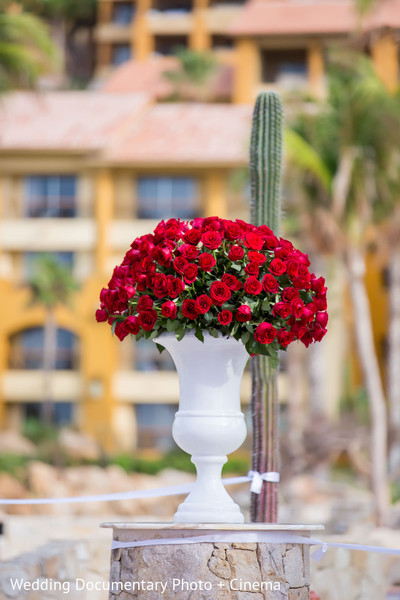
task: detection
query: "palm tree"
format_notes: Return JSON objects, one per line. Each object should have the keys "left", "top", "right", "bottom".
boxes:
{"left": 285, "top": 51, "right": 400, "bottom": 525}
{"left": 29, "top": 254, "right": 78, "bottom": 424}
{"left": 0, "top": 6, "right": 58, "bottom": 90}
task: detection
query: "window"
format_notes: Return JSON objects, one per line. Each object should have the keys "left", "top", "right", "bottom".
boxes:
{"left": 154, "top": 36, "right": 188, "bottom": 56}
{"left": 26, "top": 176, "right": 77, "bottom": 218}
{"left": 135, "top": 338, "right": 175, "bottom": 371}
{"left": 261, "top": 49, "right": 307, "bottom": 87}
{"left": 112, "top": 43, "right": 132, "bottom": 66}
{"left": 137, "top": 176, "right": 199, "bottom": 219}
{"left": 135, "top": 403, "right": 177, "bottom": 450}
{"left": 112, "top": 2, "right": 135, "bottom": 24}
{"left": 24, "top": 252, "right": 74, "bottom": 280}
{"left": 9, "top": 328, "right": 79, "bottom": 370}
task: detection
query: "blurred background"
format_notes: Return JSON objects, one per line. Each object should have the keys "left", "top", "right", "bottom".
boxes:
{"left": 1, "top": 0, "right": 400, "bottom": 597}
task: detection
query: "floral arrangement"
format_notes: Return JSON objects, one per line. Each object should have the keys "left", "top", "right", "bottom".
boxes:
{"left": 96, "top": 216, "right": 328, "bottom": 363}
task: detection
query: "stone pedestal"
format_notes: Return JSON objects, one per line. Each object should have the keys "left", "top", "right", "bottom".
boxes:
{"left": 102, "top": 523, "right": 324, "bottom": 600}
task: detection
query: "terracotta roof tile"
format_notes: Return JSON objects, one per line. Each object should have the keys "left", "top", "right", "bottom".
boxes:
{"left": 229, "top": 0, "right": 400, "bottom": 36}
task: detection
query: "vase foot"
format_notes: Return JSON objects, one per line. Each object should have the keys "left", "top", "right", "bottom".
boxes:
{"left": 173, "top": 501, "right": 245, "bottom": 524}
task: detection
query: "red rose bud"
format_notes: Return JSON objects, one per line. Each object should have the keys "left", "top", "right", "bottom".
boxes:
{"left": 161, "top": 301, "right": 177, "bottom": 319}
{"left": 243, "top": 276, "right": 262, "bottom": 295}
{"left": 218, "top": 310, "right": 233, "bottom": 325}
{"left": 269, "top": 258, "right": 287, "bottom": 276}
{"left": 248, "top": 251, "right": 266, "bottom": 264}
{"left": 274, "top": 302, "right": 293, "bottom": 319}
{"left": 228, "top": 245, "right": 245, "bottom": 261}
{"left": 210, "top": 281, "right": 231, "bottom": 305}
{"left": 198, "top": 252, "right": 216, "bottom": 271}
{"left": 173, "top": 256, "right": 189, "bottom": 275}
{"left": 244, "top": 232, "right": 264, "bottom": 250}
{"left": 236, "top": 305, "right": 252, "bottom": 322}
{"left": 183, "top": 228, "right": 202, "bottom": 245}
{"left": 201, "top": 230, "right": 223, "bottom": 250}
{"left": 315, "top": 311, "right": 329, "bottom": 328}
{"left": 245, "top": 262, "right": 260, "bottom": 276}
{"left": 138, "top": 309, "right": 158, "bottom": 331}
{"left": 222, "top": 273, "right": 241, "bottom": 291}
{"left": 183, "top": 263, "right": 198, "bottom": 284}
{"left": 95, "top": 309, "right": 108, "bottom": 322}
{"left": 125, "top": 315, "right": 140, "bottom": 334}
{"left": 167, "top": 277, "right": 185, "bottom": 299}
{"left": 182, "top": 299, "right": 199, "bottom": 320}
{"left": 277, "top": 329, "right": 295, "bottom": 348}
{"left": 137, "top": 295, "right": 153, "bottom": 310}
{"left": 195, "top": 294, "right": 213, "bottom": 314}
{"left": 255, "top": 322, "right": 277, "bottom": 344}
{"left": 262, "top": 274, "right": 279, "bottom": 294}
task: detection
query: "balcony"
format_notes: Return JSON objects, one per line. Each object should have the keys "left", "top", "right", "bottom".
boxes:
{"left": 3, "top": 371, "right": 82, "bottom": 402}
{"left": 146, "top": 10, "right": 193, "bottom": 35}
{"left": 0, "top": 219, "right": 96, "bottom": 251}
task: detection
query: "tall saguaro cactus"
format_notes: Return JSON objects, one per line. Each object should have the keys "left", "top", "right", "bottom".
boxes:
{"left": 249, "top": 92, "right": 284, "bottom": 522}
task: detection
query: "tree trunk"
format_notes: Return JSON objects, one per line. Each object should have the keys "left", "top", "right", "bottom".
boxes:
{"left": 345, "top": 245, "right": 389, "bottom": 525}
{"left": 250, "top": 356, "right": 279, "bottom": 522}
{"left": 42, "top": 309, "right": 57, "bottom": 425}
{"left": 388, "top": 247, "right": 400, "bottom": 476}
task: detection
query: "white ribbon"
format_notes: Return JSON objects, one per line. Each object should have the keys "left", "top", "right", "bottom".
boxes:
{"left": 110, "top": 531, "right": 400, "bottom": 562}
{"left": 248, "top": 470, "right": 280, "bottom": 493}
{"left": 0, "top": 472, "right": 275, "bottom": 505}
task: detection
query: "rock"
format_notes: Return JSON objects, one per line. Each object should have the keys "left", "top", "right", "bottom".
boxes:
{"left": 0, "top": 431, "right": 36, "bottom": 456}
{"left": 58, "top": 429, "right": 101, "bottom": 462}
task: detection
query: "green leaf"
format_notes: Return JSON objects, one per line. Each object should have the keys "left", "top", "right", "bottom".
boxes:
{"left": 195, "top": 329, "right": 205, "bottom": 343}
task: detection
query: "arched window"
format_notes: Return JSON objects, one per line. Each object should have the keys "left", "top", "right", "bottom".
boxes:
{"left": 8, "top": 327, "right": 79, "bottom": 370}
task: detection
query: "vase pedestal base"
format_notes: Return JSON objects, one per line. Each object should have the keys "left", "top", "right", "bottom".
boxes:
{"left": 103, "top": 522, "right": 324, "bottom": 600}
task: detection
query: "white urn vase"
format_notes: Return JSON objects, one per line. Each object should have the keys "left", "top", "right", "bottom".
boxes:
{"left": 154, "top": 331, "right": 249, "bottom": 523}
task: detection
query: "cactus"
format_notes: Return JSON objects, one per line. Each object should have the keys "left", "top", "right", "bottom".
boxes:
{"left": 249, "top": 92, "right": 284, "bottom": 522}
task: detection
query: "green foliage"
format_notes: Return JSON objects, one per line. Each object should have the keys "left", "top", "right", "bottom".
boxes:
{"left": 0, "top": 10, "right": 59, "bottom": 90}
{"left": 28, "top": 253, "right": 78, "bottom": 309}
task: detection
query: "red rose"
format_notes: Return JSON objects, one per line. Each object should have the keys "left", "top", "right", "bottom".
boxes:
{"left": 262, "top": 274, "right": 279, "bottom": 294}
{"left": 228, "top": 245, "right": 245, "bottom": 261}
{"left": 218, "top": 310, "right": 233, "bottom": 325}
{"left": 184, "top": 228, "right": 201, "bottom": 245}
{"left": 281, "top": 287, "right": 299, "bottom": 302}
{"left": 269, "top": 258, "right": 287, "bottom": 276}
{"left": 153, "top": 273, "right": 168, "bottom": 298}
{"left": 245, "top": 262, "right": 260, "bottom": 277}
{"left": 243, "top": 276, "right": 262, "bottom": 295}
{"left": 115, "top": 321, "right": 129, "bottom": 341}
{"left": 244, "top": 232, "right": 264, "bottom": 250}
{"left": 255, "top": 322, "right": 277, "bottom": 344}
{"left": 167, "top": 276, "right": 185, "bottom": 299}
{"left": 173, "top": 256, "right": 189, "bottom": 275}
{"left": 222, "top": 273, "right": 241, "bottom": 291}
{"left": 182, "top": 299, "right": 198, "bottom": 320}
{"left": 291, "top": 299, "right": 304, "bottom": 319}
{"left": 180, "top": 243, "right": 199, "bottom": 260}
{"left": 125, "top": 315, "right": 140, "bottom": 334}
{"left": 248, "top": 251, "right": 266, "bottom": 264}
{"left": 138, "top": 309, "right": 158, "bottom": 331}
{"left": 201, "top": 231, "right": 223, "bottom": 250}
{"left": 272, "top": 302, "right": 291, "bottom": 319}
{"left": 137, "top": 295, "right": 153, "bottom": 310}
{"left": 198, "top": 252, "right": 216, "bottom": 271}
{"left": 183, "top": 263, "right": 198, "bottom": 284}
{"left": 161, "top": 301, "right": 177, "bottom": 319}
{"left": 277, "top": 329, "right": 294, "bottom": 348}
{"left": 195, "top": 294, "right": 212, "bottom": 314}
{"left": 95, "top": 309, "right": 108, "bottom": 322}
{"left": 236, "top": 305, "right": 252, "bottom": 322}
{"left": 210, "top": 281, "right": 231, "bottom": 305}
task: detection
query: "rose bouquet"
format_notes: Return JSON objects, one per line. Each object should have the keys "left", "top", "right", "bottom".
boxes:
{"left": 96, "top": 216, "right": 328, "bottom": 364}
